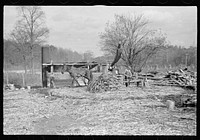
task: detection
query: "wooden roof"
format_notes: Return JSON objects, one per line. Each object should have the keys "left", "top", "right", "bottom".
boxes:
{"left": 42, "top": 61, "right": 99, "bottom": 69}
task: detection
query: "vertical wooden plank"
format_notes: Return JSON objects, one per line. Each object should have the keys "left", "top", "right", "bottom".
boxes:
{"left": 43, "top": 66, "right": 48, "bottom": 88}
{"left": 97, "top": 64, "right": 100, "bottom": 72}
{"left": 41, "top": 47, "right": 48, "bottom": 88}
{"left": 41, "top": 47, "right": 43, "bottom": 87}
{"left": 51, "top": 63, "right": 54, "bottom": 74}
{"left": 41, "top": 47, "right": 44, "bottom": 87}
{"left": 169, "top": 64, "right": 172, "bottom": 70}
{"left": 100, "top": 64, "right": 102, "bottom": 72}
{"left": 135, "top": 72, "right": 138, "bottom": 80}
{"left": 22, "top": 73, "right": 25, "bottom": 87}
{"left": 6, "top": 71, "right": 9, "bottom": 85}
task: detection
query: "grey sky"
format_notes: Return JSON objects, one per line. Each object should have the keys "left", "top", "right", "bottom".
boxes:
{"left": 4, "top": 6, "right": 197, "bottom": 57}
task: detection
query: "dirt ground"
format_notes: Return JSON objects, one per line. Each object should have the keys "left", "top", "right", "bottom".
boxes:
{"left": 3, "top": 83, "right": 196, "bottom": 135}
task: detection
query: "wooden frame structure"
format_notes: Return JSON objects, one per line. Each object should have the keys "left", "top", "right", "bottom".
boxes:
{"left": 41, "top": 62, "right": 99, "bottom": 88}
{"left": 41, "top": 46, "right": 100, "bottom": 87}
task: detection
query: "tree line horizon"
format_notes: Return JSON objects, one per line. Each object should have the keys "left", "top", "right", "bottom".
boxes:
{"left": 4, "top": 6, "right": 197, "bottom": 73}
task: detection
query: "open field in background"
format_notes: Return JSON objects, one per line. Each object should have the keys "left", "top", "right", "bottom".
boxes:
{"left": 3, "top": 84, "right": 196, "bottom": 135}
{"left": 3, "top": 72, "right": 103, "bottom": 88}
{"left": 3, "top": 72, "right": 42, "bottom": 87}
{"left": 3, "top": 65, "right": 197, "bottom": 74}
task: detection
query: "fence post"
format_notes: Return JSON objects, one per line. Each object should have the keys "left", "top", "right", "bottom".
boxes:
{"left": 169, "top": 64, "right": 172, "bottom": 70}
{"left": 22, "top": 73, "right": 25, "bottom": 87}
{"left": 6, "top": 71, "right": 9, "bottom": 85}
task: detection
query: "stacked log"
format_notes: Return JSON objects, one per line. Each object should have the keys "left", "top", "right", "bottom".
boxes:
{"left": 87, "top": 73, "right": 122, "bottom": 93}
{"left": 153, "top": 68, "right": 197, "bottom": 91}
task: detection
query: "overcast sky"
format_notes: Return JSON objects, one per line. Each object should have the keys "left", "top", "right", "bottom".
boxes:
{"left": 4, "top": 6, "right": 197, "bottom": 57}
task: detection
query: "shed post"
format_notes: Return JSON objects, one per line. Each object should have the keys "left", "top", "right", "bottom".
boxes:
{"left": 50, "top": 60, "right": 54, "bottom": 74}
{"left": 42, "top": 47, "right": 49, "bottom": 88}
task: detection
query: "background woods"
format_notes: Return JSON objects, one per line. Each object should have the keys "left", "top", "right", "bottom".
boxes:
{"left": 3, "top": 7, "right": 197, "bottom": 86}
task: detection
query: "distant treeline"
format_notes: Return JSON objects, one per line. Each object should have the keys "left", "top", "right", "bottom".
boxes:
{"left": 148, "top": 45, "right": 197, "bottom": 67}
{"left": 4, "top": 39, "right": 93, "bottom": 70}
{"left": 94, "top": 45, "right": 197, "bottom": 69}
{"left": 4, "top": 39, "right": 197, "bottom": 71}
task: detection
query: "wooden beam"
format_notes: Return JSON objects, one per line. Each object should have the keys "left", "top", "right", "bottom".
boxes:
{"left": 41, "top": 47, "right": 48, "bottom": 88}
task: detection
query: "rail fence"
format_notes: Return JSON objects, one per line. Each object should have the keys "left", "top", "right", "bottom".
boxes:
{"left": 3, "top": 65, "right": 196, "bottom": 88}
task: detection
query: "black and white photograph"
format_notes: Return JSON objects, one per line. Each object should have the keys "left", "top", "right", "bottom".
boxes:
{"left": 3, "top": 6, "right": 197, "bottom": 135}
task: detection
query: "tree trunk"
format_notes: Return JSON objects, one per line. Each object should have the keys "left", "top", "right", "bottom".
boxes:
{"left": 31, "top": 50, "right": 34, "bottom": 74}
{"left": 23, "top": 56, "right": 27, "bottom": 87}
{"left": 130, "top": 67, "right": 135, "bottom": 76}
{"left": 4, "top": 62, "right": 9, "bottom": 85}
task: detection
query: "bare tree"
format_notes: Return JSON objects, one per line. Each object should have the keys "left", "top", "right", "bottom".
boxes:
{"left": 99, "top": 14, "right": 167, "bottom": 74}
{"left": 12, "top": 6, "right": 49, "bottom": 73}
{"left": 10, "top": 26, "right": 31, "bottom": 75}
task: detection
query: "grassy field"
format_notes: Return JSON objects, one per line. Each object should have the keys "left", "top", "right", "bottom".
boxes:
{"left": 3, "top": 83, "right": 196, "bottom": 135}
{"left": 3, "top": 72, "right": 42, "bottom": 87}
{"left": 3, "top": 71, "right": 103, "bottom": 88}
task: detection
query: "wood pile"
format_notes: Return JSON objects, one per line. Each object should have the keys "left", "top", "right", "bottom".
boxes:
{"left": 87, "top": 73, "right": 122, "bottom": 93}
{"left": 153, "top": 68, "right": 197, "bottom": 91}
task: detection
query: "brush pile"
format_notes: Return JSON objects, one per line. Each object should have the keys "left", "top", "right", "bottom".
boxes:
{"left": 87, "top": 73, "right": 122, "bottom": 93}
{"left": 153, "top": 68, "right": 197, "bottom": 91}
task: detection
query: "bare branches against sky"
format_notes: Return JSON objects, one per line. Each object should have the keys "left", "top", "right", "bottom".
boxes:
{"left": 4, "top": 6, "right": 197, "bottom": 57}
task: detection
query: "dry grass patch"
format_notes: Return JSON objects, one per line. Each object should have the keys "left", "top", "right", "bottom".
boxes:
{"left": 3, "top": 85, "right": 196, "bottom": 135}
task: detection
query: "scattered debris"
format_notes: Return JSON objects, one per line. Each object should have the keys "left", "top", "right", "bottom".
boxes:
{"left": 27, "top": 86, "right": 31, "bottom": 90}
{"left": 14, "top": 84, "right": 22, "bottom": 89}
{"left": 181, "top": 94, "right": 197, "bottom": 107}
{"left": 4, "top": 84, "right": 34, "bottom": 91}
{"left": 31, "top": 85, "right": 43, "bottom": 89}
{"left": 161, "top": 92, "right": 196, "bottom": 108}
{"left": 4, "top": 84, "right": 15, "bottom": 90}
{"left": 29, "top": 88, "right": 51, "bottom": 97}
